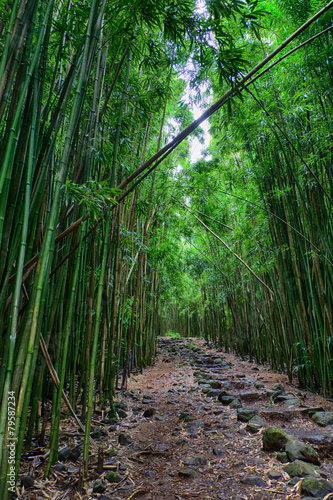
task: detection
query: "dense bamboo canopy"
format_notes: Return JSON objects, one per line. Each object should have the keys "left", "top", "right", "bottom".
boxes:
{"left": 1, "top": 0, "right": 333, "bottom": 494}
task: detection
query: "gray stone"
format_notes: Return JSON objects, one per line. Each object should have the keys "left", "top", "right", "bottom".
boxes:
{"left": 145, "top": 470, "right": 156, "bottom": 478}
{"left": 106, "top": 471, "right": 122, "bottom": 483}
{"left": 292, "top": 430, "right": 333, "bottom": 455}
{"left": 20, "top": 476, "right": 34, "bottom": 489}
{"left": 237, "top": 391, "right": 262, "bottom": 402}
{"left": 229, "top": 398, "right": 242, "bottom": 409}
{"left": 69, "top": 446, "right": 81, "bottom": 461}
{"left": 272, "top": 383, "right": 284, "bottom": 391}
{"left": 312, "top": 411, "right": 333, "bottom": 427}
{"left": 283, "top": 399, "right": 300, "bottom": 407}
{"left": 237, "top": 407, "right": 259, "bottom": 422}
{"left": 118, "top": 433, "right": 132, "bottom": 445}
{"left": 93, "top": 480, "right": 106, "bottom": 493}
{"left": 179, "top": 411, "right": 193, "bottom": 422}
{"left": 241, "top": 475, "right": 267, "bottom": 487}
{"left": 285, "top": 439, "right": 320, "bottom": 465}
{"left": 267, "top": 470, "right": 283, "bottom": 480}
{"left": 262, "top": 426, "right": 290, "bottom": 451}
{"left": 283, "top": 460, "right": 320, "bottom": 478}
{"left": 143, "top": 408, "right": 156, "bottom": 418}
{"left": 58, "top": 447, "right": 71, "bottom": 462}
{"left": 246, "top": 415, "right": 267, "bottom": 433}
{"left": 254, "top": 381, "right": 265, "bottom": 390}
{"left": 277, "top": 452, "right": 289, "bottom": 463}
{"left": 260, "top": 409, "right": 294, "bottom": 421}
{"left": 209, "top": 380, "right": 222, "bottom": 389}
{"left": 178, "top": 467, "right": 196, "bottom": 478}
{"left": 301, "top": 476, "right": 333, "bottom": 497}
{"left": 299, "top": 407, "right": 325, "bottom": 416}
{"left": 52, "top": 463, "right": 67, "bottom": 472}
{"left": 273, "top": 393, "right": 294, "bottom": 403}
{"left": 218, "top": 395, "right": 237, "bottom": 405}
{"left": 206, "top": 389, "right": 222, "bottom": 397}
{"left": 116, "top": 409, "right": 128, "bottom": 418}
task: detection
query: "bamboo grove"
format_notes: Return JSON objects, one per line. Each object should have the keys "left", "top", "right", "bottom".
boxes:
{"left": 1, "top": 0, "right": 333, "bottom": 494}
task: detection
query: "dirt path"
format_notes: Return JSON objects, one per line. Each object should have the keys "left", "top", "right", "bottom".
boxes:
{"left": 19, "top": 338, "right": 333, "bottom": 499}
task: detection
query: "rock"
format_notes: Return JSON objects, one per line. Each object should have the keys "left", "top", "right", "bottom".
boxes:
{"left": 105, "top": 448, "right": 117, "bottom": 456}
{"left": 262, "top": 426, "right": 290, "bottom": 451}
{"left": 299, "top": 407, "right": 325, "bottom": 416}
{"left": 209, "top": 380, "right": 222, "bottom": 389}
{"left": 118, "top": 433, "right": 132, "bottom": 445}
{"left": 246, "top": 415, "right": 267, "bottom": 433}
{"left": 229, "top": 399, "right": 242, "bottom": 409}
{"left": 91, "top": 428, "right": 104, "bottom": 438}
{"left": 115, "top": 401, "right": 128, "bottom": 410}
{"left": 241, "top": 475, "right": 267, "bottom": 487}
{"left": 272, "top": 383, "right": 284, "bottom": 391}
{"left": 106, "top": 471, "right": 122, "bottom": 483}
{"left": 254, "top": 381, "right": 265, "bottom": 389}
{"left": 283, "top": 399, "right": 300, "bottom": 407}
{"left": 69, "top": 446, "right": 81, "bottom": 461}
{"left": 93, "top": 480, "right": 106, "bottom": 493}
{"left": 285, "top": 439, "right": 320, "bottom": 465}
{"left": 108, "top": 414, "right": 119, "bottom": 425}
{"left": 267, "top": 470, "right": 283, "bottom": 480}
{"left": 206, "top": 389, "right": 222, "bottom": 397}
{"left": 116, "top": 409, "right": 128, "bottom": 418}
{"left": 259, "top": 409, "right": 294, "bottom": 421}
{"left": 292, "top": 430, "right": 333, "bottom": 455}
{"left": 145, "top": 470, "right": 156, "bottom": 478}
{"left": 52, "top": 463, "right": 67, "bottom": 472}
{"left": 237, "top": 407, "right": 259, "bottom": 422}
{"left": 143, "top": 408, "right": 156, "bottom": 418}
{"left": 185, "top": 457, "right": 207, "bottom": 466}
{"left": 179, "top": 412, "right": 193, "bottom": 422}
{"left": 237, "top": 391, "right": 262, "bottom": 402}
{"left": 21, "top": 476, "right": 34, "bottom": 488}
{"left": 273, "top": 393, "right": 294, "bottom": 403}
{"left": 301, "top": 476, "right": 333, "bottom": 497}
{"left": 218, "top": 395, "right": 237, "bottom": 405}
{"left": 283, "top": 459, "right": 320, "bottom": 478}
{"left": 58, "top": 447, "right": 71, "bottom": 462}
{"left": 312, "top": 411, "right": 333, "bottom": 427}
{"left": 178, "top": 468, "right": 196, "bottom": 478}
{"left": 277, "top": 452, "right": 289, "bottom": 463}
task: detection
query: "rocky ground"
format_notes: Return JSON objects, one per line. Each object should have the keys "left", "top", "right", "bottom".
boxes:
{"left": 18, "top": 337, "right": 333, "bottom": 500}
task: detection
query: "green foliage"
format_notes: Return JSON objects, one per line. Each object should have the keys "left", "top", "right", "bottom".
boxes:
{"left": 64, "top": 180, "right": 121, "bottom": 219}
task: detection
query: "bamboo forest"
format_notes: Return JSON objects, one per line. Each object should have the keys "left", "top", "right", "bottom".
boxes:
{"left": 1, "top": 0, "right": 333, "bottom": 497}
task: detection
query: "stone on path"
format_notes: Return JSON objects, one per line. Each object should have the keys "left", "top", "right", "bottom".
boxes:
{"left": 283, "top": 459, "right": 320, "bottom": 478}
{"left": 143, "top": 407, "right": 156, "bottom": 417}
{"left": 237, "top": 407, "right": 258, "bottom": 422}
{"left": 106, "top": 471, "right": 122, "bottom": 483}
{"left": 20, "top": 476, "right": 34, "bottom": 489}
{"left": 241, "top": 475, "right": 267, "bottom": 487}
{"left": 300, "top": 476, "right": 333, "bottom": 497}
{"left": 285, "top": 439, "right": 320, "bottom": 465}
{"left": 178, "top": 467, "right": 196, "bottom": 478}
{"left": 312, "top": 411, "right": 333, "bottom": 427}
{"left": 118, "top": 433, "right": 132, "bottom": 445}
{"left": 93, "top": 480, "right": 106, "bottom": 493}
{"left": 246, "top": 415, "right": 267, "bottom": 433}
{"left": 262, "top": 426, "right": 290, "bottom": 451}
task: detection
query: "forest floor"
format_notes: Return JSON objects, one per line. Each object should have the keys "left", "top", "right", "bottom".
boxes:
{"left": 18, "top": 337, "right": 333, "bottom": 500}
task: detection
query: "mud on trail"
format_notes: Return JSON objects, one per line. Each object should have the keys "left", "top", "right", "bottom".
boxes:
{"left": 19, "top": 338, "right": 333, "bottom": 500}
